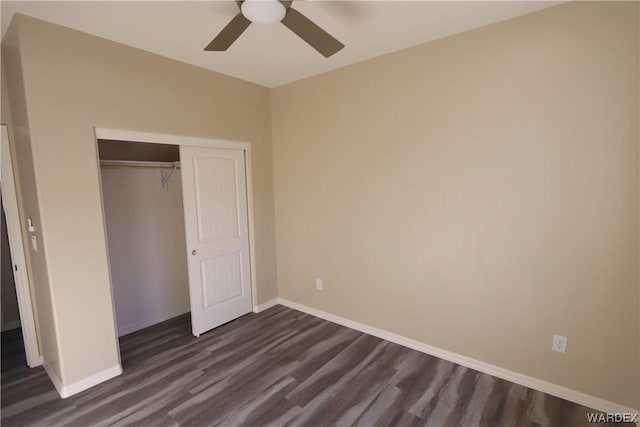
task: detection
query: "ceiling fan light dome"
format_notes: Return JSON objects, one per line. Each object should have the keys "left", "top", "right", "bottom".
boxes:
{"left": 241, "top": 0, "right": 286, "bottom": 25}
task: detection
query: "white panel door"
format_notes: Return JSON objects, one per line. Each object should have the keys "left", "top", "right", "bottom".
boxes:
{"left": 180, "top": 146, "right": 252, "bottom": 336}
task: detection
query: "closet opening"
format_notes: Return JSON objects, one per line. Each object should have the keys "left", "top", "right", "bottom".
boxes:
{"left": 96, "top": 129, "right": 256, "bottom": 376}
{"left": 97, "top": 139, "right": 191, "bottom": 341}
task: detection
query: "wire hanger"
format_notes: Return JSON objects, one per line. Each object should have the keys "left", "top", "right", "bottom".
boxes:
{"left": 160, "top": 162, "right": 179, "bottom": 190}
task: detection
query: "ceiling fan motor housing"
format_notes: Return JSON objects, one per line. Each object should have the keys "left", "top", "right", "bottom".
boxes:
{"left": 241, "top": 0, "right": 286, "bottom": 25}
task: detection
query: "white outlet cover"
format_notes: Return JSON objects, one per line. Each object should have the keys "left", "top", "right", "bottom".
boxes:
{"left": 552, "top": 335, "right": 567, "bottom": 353}
{"left": 315, "top": 278, "right": 323, "bottom": 291}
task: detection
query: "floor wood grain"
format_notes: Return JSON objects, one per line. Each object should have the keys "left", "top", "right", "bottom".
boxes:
{"left": 0, "top": 306, "right": 619, "bottom": 426}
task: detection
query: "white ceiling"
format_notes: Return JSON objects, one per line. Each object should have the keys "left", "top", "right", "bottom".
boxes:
{"left": 1, "top": 1, "right": 561, "bottom": 88}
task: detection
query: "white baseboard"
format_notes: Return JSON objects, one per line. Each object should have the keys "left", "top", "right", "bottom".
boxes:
{"left": 277, "top": 298, "right": 638, "bottom": 417}
{"left": 42, "top": 359, "right": 64, "bottom": 397}
{"left": 1, "top": 320, "right": 21, "bottom": 332}
{"left": 43, "top": 358, "right": 122, "bottom": 399}
{"left": 253, "top": 298, "right": 279, "bottom": 313}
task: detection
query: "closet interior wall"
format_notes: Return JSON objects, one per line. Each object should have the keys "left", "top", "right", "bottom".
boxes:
{"left": 98, "top": 140, "right": 189, "bottom": 336}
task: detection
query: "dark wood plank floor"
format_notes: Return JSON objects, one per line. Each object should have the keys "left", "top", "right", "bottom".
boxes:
{"left": 1, "top": 306, "right": 615, "bottom": 426}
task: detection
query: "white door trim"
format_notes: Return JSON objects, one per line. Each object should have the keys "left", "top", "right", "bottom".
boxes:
{"left": 0, "top": 125, "right": 42, "bottom": 367}
{"left": 95, "top": 128, "right": 251, "bottom": 151}
{"left": 93, "top": 127, "right": 258, "bottom": 313}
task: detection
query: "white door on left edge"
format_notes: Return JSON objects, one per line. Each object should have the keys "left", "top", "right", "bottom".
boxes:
{"left": 180, "top": 146, "right": 252, "bottom": 337}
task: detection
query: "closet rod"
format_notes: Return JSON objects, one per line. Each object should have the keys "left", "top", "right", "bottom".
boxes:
{"left": 99, "top": 160, "right": 181, "bottom": 170}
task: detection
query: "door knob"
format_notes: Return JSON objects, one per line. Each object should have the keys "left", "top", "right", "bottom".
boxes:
{"left": 192, "top": 250, "right": 197, "bottom": 256}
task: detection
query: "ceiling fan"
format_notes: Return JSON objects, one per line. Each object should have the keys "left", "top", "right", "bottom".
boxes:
{"left": 204, "top": 0, "right": 345, "bottom": 58}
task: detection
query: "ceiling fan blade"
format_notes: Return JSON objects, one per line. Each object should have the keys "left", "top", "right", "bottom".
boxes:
{"left": 281, "top": 8, "right": 344, "bottom": 58}
{"left": 204, "top": 13, "right": 251, "bottom": 51}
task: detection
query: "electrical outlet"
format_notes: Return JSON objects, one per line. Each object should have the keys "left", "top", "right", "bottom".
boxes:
{"left": 316, "top": 278, "right": 323, "bottom": 291}
{"left": 552, "top": 335, "right": 567, "bottom": 353}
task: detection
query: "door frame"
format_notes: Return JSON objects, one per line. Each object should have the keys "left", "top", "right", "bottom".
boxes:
{"left": 0, "top": 125, "right": 42, "bottom": 367}
{"left": 93, "top": 128, "right": 259, "bottom": 323}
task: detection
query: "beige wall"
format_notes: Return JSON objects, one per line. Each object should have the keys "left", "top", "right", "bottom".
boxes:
{"left": 2, "top": 14, "right": 277, "bottom": 386}
{"left": 272, "top": 1, "right": 639, "bottom": 409}
{"left": 1, "top": 28, "right": 59, "bottom": 375}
